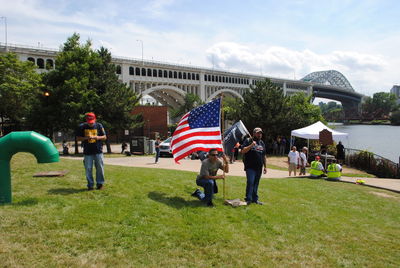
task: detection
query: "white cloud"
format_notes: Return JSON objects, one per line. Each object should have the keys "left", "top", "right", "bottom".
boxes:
{"left": 206, "top": 42, "right": 392, "bottom": 95}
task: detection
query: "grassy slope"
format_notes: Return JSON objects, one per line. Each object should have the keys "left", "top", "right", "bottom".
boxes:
{"left": 1, "top": 153, "right": 399, "bottom": 267}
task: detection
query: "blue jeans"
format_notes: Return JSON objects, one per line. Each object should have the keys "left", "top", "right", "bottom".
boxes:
{"left": 83, "top": 154, "right": 105, "bottom": 188}
{"left": 245, "top": 168, "right": 262, "bottom": 203}
{"left": 195, "top": 179, "right": 215, "bottom": 202}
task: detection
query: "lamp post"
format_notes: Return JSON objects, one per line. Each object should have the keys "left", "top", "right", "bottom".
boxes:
{"left": 136, "top": 39, "right": 143, "bottom": 65}
{"left": 0, "top": 16, "right": 7, "bottom": 52}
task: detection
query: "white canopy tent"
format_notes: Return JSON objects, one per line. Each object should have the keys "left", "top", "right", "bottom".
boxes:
{"left": 290, "top": 121, "right": 349, "bottom": 168}
{"left": 291, "top": 121, "right": 348, "bottom": 142}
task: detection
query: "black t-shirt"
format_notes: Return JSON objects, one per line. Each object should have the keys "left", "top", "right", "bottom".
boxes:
{"left": 241, "top": 138, "right": 266, "bottom": 170}
{"left": 76, "top": 122, "right": 106, "bottom": 155}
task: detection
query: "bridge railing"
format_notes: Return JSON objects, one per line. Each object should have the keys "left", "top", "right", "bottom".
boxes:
{"left": 345, "top": 148, "right": 399, "bottom": 179}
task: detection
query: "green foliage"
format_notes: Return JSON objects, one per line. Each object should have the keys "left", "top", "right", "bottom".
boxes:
{"left": 28, "top": 33, "right": 142, "bottom": 136}
{"left": 170, "top": 93, "right": 203, "bottom": 119}
{"left": 0, "top": 53, "right": 42, "bottom": 134}
{"left": 361, "top": 92, "right": 398, "bottom": 120}
{"left": 346, "top": 150, "right": 399, "bottom": 178}
{"left": 286, "top": 92, "right": 324, "bottom": 132}
{"left": 239, "top": 79, "right": 323, "bottom": 141}
{"left": 222, "top": 96, "right": 243, "bottom": 121}
{"left": 1, "top": 153, "right": 400, "bottom": 267}
{"left": 390, "top": 110, "right": 400, "bottom": 125}
{"left": 318, "top": 101, "right": 344, "bottom": 121}
{"left": 240, "top": 79, "right": 288, "bottom": 141}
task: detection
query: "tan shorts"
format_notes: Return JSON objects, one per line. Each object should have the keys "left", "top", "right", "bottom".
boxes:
{"left": 289, "top": 163, "right": 297, "bottom": 172}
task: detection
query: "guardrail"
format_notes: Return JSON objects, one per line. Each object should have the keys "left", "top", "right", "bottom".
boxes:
{"left": 345, "top": 148, "right": 399, "bottom": 178}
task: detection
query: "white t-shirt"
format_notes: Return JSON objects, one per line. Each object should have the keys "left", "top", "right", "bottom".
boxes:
{"left": 288, "top": 151, "right": 299, "bottom": 164}
{"left": 299, "top": 152, "right": 307, "bottom": 167}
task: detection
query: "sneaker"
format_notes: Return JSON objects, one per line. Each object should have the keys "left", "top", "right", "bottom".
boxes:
{"left": 87, "top": 187, "right": 94, "bottom": 191}
{"left": 254, "top": 201, "right": 264, "bottom": 205}
{"left": 96, "top": 184, "right": 103, "bottom": 190}
{"left": 191, "top": 189, "right": 200, "bottom": 197}
{"left": 246, "top": 201, "right": 252, "bottom": 205}
{"left": 206, "top": 201, "right": 214, "bottom": 207}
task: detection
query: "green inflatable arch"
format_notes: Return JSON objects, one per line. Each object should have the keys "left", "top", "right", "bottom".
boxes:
{"left": 0, "top": 131, "right": 59, "bottom": 204}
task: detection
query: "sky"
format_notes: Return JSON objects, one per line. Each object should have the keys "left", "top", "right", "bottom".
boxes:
{"left": 1, "top": 0, "right": 399, "bottom": 97}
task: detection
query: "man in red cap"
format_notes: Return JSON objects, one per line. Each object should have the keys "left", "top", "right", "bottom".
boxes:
{"left": 76, "top": 112, "right": 107, "bottom": 190}
{"left": 309, "top": 155, "right": 325, "bottom": 178}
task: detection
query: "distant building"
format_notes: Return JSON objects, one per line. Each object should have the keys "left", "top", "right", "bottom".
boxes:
{"left": 131, "top": 106, "right": 169, "bottom": 139}
{"left": 391, "top": 85, "right": 400, "bottom": 104}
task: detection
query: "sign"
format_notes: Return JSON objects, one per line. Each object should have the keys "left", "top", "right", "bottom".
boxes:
{"left": 124, "top": 130, "right": 129, "bottom": 136}
{"left": 319, "top": 129, "right": 333, "bottom": 145}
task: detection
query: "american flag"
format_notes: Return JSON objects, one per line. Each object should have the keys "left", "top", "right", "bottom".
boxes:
{"left": 171, "top": 98, "right": 222, "bottom": 163}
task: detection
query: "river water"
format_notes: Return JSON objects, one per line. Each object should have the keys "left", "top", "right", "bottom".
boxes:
{"left": 332, "top": 124, "right": 400, "bottom": 163}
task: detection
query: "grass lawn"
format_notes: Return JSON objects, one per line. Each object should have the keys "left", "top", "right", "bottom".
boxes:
{"left": 1, "top": 153, "right": 399, "bottom": 267}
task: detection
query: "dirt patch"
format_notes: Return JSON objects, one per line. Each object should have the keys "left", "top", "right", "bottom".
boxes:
{"left": 370, "top": 191, "right": 398, "bottom": 199}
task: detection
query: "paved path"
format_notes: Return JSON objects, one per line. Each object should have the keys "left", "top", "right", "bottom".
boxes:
{"left": 63, "top": 154, "right": 400, "bottom": 193}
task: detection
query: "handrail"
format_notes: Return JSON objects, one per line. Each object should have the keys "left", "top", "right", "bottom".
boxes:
{"left": 344, "top": 148, "right": 399, "bottom": 179}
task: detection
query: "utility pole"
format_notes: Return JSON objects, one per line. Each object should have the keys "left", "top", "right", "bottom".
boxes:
{"left": 0, "top": 16, "right": 7, "bottom": 52}
{"left": 136, "top": 39, "right": 143, "bottom": 66}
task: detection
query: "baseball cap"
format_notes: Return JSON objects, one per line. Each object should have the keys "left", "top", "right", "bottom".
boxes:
{"left": 253, "top": 127, "right": 263, "bottom": 133}
{"left": 315, "top": 156, "right": 320, "bottom": 160}
{"left": 86, "top": 112, "right": 96, "bottom": 124}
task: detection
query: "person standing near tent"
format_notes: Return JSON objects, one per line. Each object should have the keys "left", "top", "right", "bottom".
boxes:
{"left": 309, "top": 156, "right": 325, "bottom": 178}
{"left": 326, "top": 159, "right": 342, "bottom": 181}
{"left": 241, "top": 127, "right": 267, "bottom": 205}
{"left": 336, "top": 141, "right": 345, "bottom": 164}
{"left": 299, "top": 147, "right": 308, "bottom": 175}
{"left": 279, "top": 137, "right": 286, "bottom": 155}
{"left": 288, "top": 146, "right": 300, "bottom": 176}
{"left": 191, "top": 148, "right": 229, "bottom": 207}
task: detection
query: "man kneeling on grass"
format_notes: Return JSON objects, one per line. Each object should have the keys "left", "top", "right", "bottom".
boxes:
{"left": 191, "top": 148, "right": 229, "bottom": 207}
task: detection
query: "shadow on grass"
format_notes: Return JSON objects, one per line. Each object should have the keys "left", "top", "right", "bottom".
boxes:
{"left": 47, "top": 188, "right": 88, "bottom": 195}
{"left": 148, "top": 191, "right": 203, "bottom": 209}
{"left": 12, "top": 198, "right": 39, "bottom": 206}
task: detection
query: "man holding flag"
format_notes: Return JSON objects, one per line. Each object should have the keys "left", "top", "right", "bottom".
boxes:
{"left": 191, "top": 148, "right": 229, "bottom": 207}
{"left": 171, "top": 98, "right": 228, "bottom": 206}
{"left": 241, "top": 127, "right": 267, "bottom": 205}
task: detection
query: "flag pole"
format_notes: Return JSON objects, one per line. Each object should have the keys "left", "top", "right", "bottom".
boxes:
{"left": 220, "top": 94, "right": 226, "bottom": 200}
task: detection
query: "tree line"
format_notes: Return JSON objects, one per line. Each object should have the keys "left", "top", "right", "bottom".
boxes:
{"left": 0, "top": 33, "right": 142, "bottom": 152}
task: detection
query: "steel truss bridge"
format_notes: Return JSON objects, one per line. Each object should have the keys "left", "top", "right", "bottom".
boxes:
{"left": 1, "top": 44, "right": 364, "bottom": 118}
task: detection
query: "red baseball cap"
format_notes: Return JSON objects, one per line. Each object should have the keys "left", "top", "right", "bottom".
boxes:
{"left": 86, "top": 112, "right": 96, "bottom": 124}
{"left": 315, "top": 156, "right": 320, "bottom": 160}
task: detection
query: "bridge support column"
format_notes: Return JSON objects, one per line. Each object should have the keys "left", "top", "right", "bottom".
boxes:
{"left": 283, "top": 82, "right": 287, "bottom": 96}
{"left": 199, "top": 72, "right": 207, "bottom": 102}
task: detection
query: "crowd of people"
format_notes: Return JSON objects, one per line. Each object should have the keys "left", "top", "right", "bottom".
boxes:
{"left": 71, "top": 113, "right": 344, "bottom": 207}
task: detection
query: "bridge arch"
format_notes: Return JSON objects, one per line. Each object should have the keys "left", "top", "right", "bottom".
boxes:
{"left": 142, "top": 85, "right": 186, "bottom": 109}
{"left": 206, "top": 88, "right": 244, "bottom": 102}
{"left": 301, "top": 70, "right": 354, "bottom": 92}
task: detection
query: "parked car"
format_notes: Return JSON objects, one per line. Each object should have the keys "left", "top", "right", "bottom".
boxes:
{"left": 159, "top": 137, "right": 173, "bottom": 157}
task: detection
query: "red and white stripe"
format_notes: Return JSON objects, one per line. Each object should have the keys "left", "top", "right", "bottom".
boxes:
{"left": 171, "top": 113, "right": 222, "bottom": 163}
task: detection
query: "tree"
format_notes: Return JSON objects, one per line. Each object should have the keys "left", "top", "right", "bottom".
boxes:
{"left": 238, "top": 79, "right": 324, "bottom": 143}
{"left": 29, "top": 33, "right": 95, "bottom": 137}
{"left": 222, "top": 95, "right": 243, "bottom": 122}
{"left": 0, "top": 53, "right": 42, "bottom": 135}
{"left": 286, "top": 92, "right": 324, "bottom": 131}
{"left": 318, "top": 101, "right": 344, "bottom": 121}
{"left": 92, "top": 47, "right": 142, "bottom": 152}
{"left": 170, "top": 93, "right": 203, "bottom": 120}
{"left": 29, "top": 33, "right": 142, "bottom": 152}
{"left": 361, "top": 92, "right": 398, "bottom": 120}
{"left": 239, "top": 79, "right": 289, "bottom": 142}
{"left": 390, "top": 110, "right": 400, "bottom": 125}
